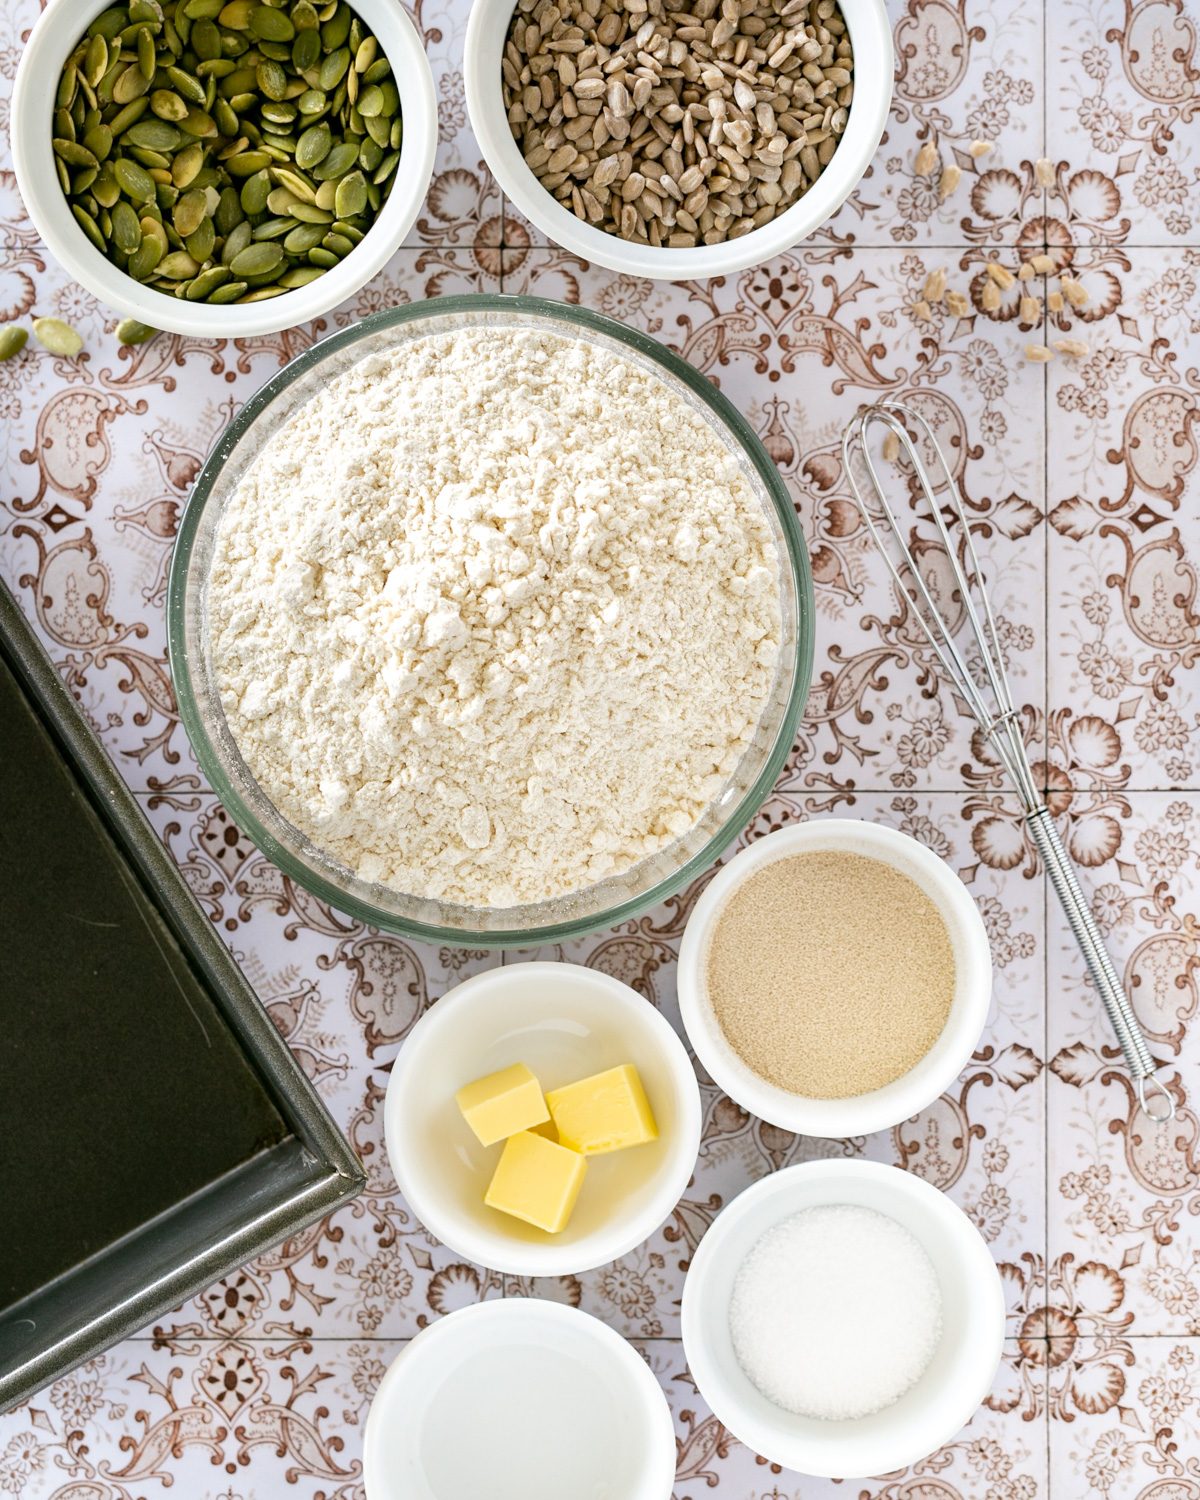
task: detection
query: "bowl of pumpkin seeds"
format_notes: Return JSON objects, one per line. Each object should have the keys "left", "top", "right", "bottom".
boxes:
{"left": 11, "top": 0, "right": 437, "bottom": 336}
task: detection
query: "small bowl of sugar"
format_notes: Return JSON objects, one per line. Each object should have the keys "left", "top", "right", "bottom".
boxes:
{"left": 681, "top": 1159, "right": 1005, "bottom": 1478}
{"left": 676, "top": 819, "right": 993, "bottom": 1138}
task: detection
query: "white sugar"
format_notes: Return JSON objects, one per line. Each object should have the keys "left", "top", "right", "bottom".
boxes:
{"left": 729, "top": 1204, "right": 943, "bottom": 1421}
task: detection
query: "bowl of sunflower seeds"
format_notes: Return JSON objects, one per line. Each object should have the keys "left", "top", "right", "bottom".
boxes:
{"left": 11, "top": 0, "right": 437, "bottom": 336}
{"left": 466, "top": 0, "right": 892, "bottom": 281}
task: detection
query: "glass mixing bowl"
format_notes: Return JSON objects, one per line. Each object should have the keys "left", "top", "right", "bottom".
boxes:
{"left": 167, "top": 295, "right": 814, "bottom": 946}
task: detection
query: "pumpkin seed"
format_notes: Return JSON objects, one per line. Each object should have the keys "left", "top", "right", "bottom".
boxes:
{"left": 129, "top": 233, "right": 165, "bottom": 278}
{"left": 334, "top": 169, "right": 365, "bottom": 218}
{"left": 136, "top": 26, "right": 157, "bottom": 80}
{"left": 292, "top": 28, "right": 320, "bottom": 70}
{"left": 172, "top": 140, "right": 205, "bottom": 186}
{"left": 312, "top": 138, "right": 357, "bottom": 179}
{"left": 112, "top": 200, "right": 143, "bottom": 251}
{"left": 240, "top": 168, "right": 271, "bottom": 213}
{"left": 283, "top": 220, "right": 326, "bottom": 252}
{"left": 54, "top": 138, "right": 99, "bottom": 169}
{"left": 72, "top": 204, "right": 107, "bottom": 252}
{"left": 158, "top": 249, "right": 200, "bottom": 278}
{"left": 83, "top": 124, "right": 114, "bottom": 160}
{"left": 0, "top": 326, "right": 29, "bottom": 360}
{"left": 229, "top": 239, "right": 283, "bottom": 276}
{"left": 214, "top": 184, "right": 243, "bottom": 234}
{"left": 184, "top": 263, "right": 231, "bottom": 298}
{"left": 32, "top": 317, "right": 85, "bottom": 357}
{"left": 256, "top": 59, "right": 287, "bottom": 99}
{"left": 221, "top": 219, "right": 253, "bottom": 262}
{"left": 126, "top": 118, "right": 182, "bottom": 151}
{"left": 224, "top": 149, "right": 271, "bottom": 177}
{"left": 107, "top": 98, "right": 150, "bottom": 135}
{"left": 113, "top": 62, "right": 152, "bottom": 104}
{"left": 318, "top": 46, "right": 349, "bottom": 90}
{"left": 277, "top": 264, "right": 325, "bottom": 287}
{"left": 237, "top": 284, "right": 288, "bottom": 301}
{"left": 207, "top": 279, "right": 248, "bottom": 302}
{"left": 116, "top": 316, "right": 158, "bottom": 343}
{"left": 53, "top": 0, "right": 402, "bottom": 308}
{"left": 356, "top": 82, "right": 384, "bottom": 117}
{"left": 249, "top": 5, "right": 294, "bottom": 42}
{"left": 173, "top": 186, "right": 208, "bottom": 235}
{"left": 115, "top": 157, "right": 155, "bottom": 200}
{"left": 93, "top": 165, "right": 121, "bottom": 208}
{"left": 296, "top": 120, "right": 331, "bottom": 167}
{"left": 185, "top": 214, "right": 216, "bottom": 261}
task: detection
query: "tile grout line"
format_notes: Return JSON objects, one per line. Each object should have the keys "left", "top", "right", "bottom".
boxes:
{"left": 1042, "top": 8, "right": 1052, "bottom": 1485}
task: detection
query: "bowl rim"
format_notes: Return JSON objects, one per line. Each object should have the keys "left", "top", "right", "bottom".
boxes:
{"left": 464, "top": 0, "right": 893, "bottom": 280}
{"left": 381, "top": 960, "right": 704, "bottom": 1277}
{"left": 362, "top": 1297, "right": 678, "bottom": 1500}
{"left": 10, "top": 0, "right": 438, "bottom": 338}
{"left": 166, "top": 292, "right": 815, "bottom": 945}
{"left": 680, "top": 1159, "right": 1007, "bottom": 1478}
{"left": 676, "top": 819, "right": 993, "bottom": 1137}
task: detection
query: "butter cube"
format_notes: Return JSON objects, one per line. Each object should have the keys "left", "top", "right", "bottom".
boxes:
{"left": 484, "top": 1130, "right": 587, "bottom": 1233}
{"left": 545, "top": 1063, "right": 658, "bottom": 1155}
{"left": 456, "top": 1062, "right": 549, "bottom": 1147}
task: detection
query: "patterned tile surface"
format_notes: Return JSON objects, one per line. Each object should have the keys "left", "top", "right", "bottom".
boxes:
{"left": 1, "top": 1, "right": 1198, "bottom": 1496}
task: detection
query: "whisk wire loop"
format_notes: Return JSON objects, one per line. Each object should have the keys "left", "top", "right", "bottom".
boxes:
{"left": 841, "top": 399, "right": 1174, "bottom": 1124}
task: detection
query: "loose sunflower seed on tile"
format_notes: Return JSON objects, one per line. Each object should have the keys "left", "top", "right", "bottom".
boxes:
{"left": 53, "top": 0, "right": 402, "bottom": 306}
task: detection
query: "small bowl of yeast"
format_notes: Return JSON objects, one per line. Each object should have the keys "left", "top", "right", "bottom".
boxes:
{"left": 677, "top": 819, "right": 992, "bottom": 1138}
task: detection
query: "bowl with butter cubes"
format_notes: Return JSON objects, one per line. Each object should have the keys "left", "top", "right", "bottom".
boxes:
{"left": 384, "top": 962, "right": 703, "bottom": 1276}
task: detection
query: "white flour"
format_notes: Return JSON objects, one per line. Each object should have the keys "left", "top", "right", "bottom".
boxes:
{"left": 208, "top": 327, "right": 781, "bottom": 907}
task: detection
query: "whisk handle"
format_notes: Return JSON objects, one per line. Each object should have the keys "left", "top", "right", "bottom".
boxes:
{"left": 1025, "top": 806, "right": 1175, "bottom": 1123}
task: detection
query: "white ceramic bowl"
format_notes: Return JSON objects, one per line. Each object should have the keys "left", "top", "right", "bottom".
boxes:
{"left": 384, "top": 961, "right": 702, "bottom": 1276}
{"left": 364, "top": 1299, "right": 677, "bottom": 1500}
{"left": 11, "top": 0, "right": 437, "bottom": 337}
{"left": 681, "top": 1159, "right": 1005, "bottom": 1478}
{"left": 677, "top": 819, "right": 992, "bottom": 1138}
{"left": 465, "top": 0, "right": 892, "bottom": 280}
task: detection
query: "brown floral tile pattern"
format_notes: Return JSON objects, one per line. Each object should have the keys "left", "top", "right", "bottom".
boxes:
{"left": 1, "top": 0, "right": 1198, "bottom": 1494}
{"left": 1046, "top": 2, "right": 1200, "bottom": 247}
{"left": 1048, "top": 1338, "right": 1200, "bottom": 1499}
{"left": 1046, "top": 248, "right": 1200, "bottom": 791}
{"left": 651, "top": 1340, "right": 1050, "bottom": 1500}
{"left": 1048, "top": 794, "right": 1200, "bottom": 1341}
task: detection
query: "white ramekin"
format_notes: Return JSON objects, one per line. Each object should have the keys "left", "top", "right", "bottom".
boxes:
{"left": 465, "top": 0, "right": 892, "bottom": 279}
{"left": 11, "top": 0, "right": 437, "bottom": 337}
{"left": 681, "top": 1159, "right": 1005, "bottom": 1478}
{"left": 384, "top": 961, "right": 702, "bottom": 1277}
{"left": 364, "top": 1300, "right": 677, "bottom": 1500}
{"left": 677, "top": 820, "right": 992, "bottom": 1138}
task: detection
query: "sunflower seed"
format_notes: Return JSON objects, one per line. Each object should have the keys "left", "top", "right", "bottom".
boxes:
{"left": 504, "top": 0, "right": 853, "bottom": 247}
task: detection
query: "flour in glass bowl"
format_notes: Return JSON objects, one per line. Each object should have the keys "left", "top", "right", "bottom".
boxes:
{"left": 207, "top": 326, "right": 782, "bottom": 908}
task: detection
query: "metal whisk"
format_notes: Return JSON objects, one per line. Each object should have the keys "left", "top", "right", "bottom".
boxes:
{"left": 842, "top": 400, "right": 1175, "bottom": 1125}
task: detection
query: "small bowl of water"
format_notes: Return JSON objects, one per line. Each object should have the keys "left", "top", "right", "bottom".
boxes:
{"left": 681, "top": 1158, "right": 1005, "bottom": 1478}
{"left": 363, "top": 1299, "right": 676, "bottom": 1500}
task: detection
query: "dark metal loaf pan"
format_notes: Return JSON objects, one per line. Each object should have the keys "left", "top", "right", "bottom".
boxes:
{"left": 0, "top": 578, "right": 366, "bottom": 1411}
